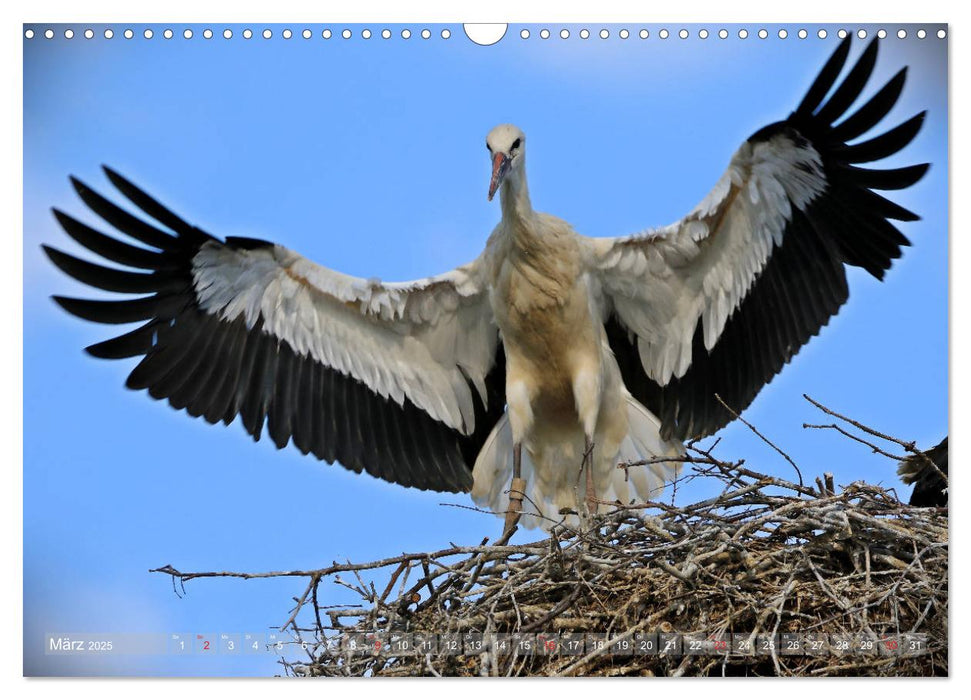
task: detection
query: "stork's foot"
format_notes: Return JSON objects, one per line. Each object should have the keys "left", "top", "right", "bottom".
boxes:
{"left": 503, "top": 476, "right": 528, "bottom": 536}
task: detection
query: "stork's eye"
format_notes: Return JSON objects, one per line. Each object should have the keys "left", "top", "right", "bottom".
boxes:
{"left": 487, "top": 142, "right": 492, "bottom": 153}
{"left": 511, "top": 138, "right": 521, "bottom": 151}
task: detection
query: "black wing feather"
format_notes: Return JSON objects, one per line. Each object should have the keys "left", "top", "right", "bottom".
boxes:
{"left": 85, "top": 321, "right": 159, "bottom": 359}
{"left": 795, "top": 35, "right": 852, "bottom": 117}
{"left": 812, "top": 37, "right": 878, "bottom": 126}
{"left": 830, "top": 68, "right": 907, "bottom": 142}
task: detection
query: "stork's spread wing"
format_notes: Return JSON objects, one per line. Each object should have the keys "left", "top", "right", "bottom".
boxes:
{"left": 44, "top": 168, "right": 505, "bottom": 492}
{"left": 588, "top": 37, "right": 928, "bottom": 441}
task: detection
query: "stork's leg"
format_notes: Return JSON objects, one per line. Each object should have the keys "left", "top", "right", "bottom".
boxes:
{"left": 503, "top": 378, "right": 533, "bottom": 537}
{"left": 503, "top": 443, "right": 526, "bottom": 536}
{"left": 582, "top": 436, "right": 597, "bottom": 518}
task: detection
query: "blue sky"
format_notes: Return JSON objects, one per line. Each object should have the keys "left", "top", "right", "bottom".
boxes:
{"left": 23, "top": 23, "right": 947, "bottom": 676}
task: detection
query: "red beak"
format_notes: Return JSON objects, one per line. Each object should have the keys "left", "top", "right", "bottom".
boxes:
{"left": 488, "top": 152, "right": 510, "bottom": 201}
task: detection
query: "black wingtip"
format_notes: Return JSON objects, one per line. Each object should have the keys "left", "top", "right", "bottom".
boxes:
{"left": 101, "top": 165, "right": 125, "bottom": 188}
{"left": 50, "top": 208, "right": 77, "bottom": 235}
{"left": 68, "top": 176, "right": 96, "bottom": 203}
{"left": 40, "top": 243, "right": 58, "bottom": 261}
{"left": 40, "top": 244, "right": 71, "bottom": 277}
{"left": 886, "top": 67, "right": 909, "bottom": 98}
{"left": 50, "top": 295, "right": 76, "bottom": 315}
{"left": 906, "top": 162, "right": 932, "bottom": 189}
{"left": 85, "top": 341, "right": 116, "bottom": 359}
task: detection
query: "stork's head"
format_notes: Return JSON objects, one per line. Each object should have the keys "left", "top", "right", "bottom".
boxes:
{"left": 486, "top": 124, "right": 526, "bottom": 201}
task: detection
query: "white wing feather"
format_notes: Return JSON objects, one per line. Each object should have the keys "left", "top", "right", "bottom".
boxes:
{"left": 586, "top": 131, "right": 826, "bottom": 386}
{"left": 192, "top": 243, "right": 498, "bottom": 433}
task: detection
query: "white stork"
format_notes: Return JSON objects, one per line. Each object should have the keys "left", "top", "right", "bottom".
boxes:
{"left": 45, "top": 38, "right": 927, "bottom": 531}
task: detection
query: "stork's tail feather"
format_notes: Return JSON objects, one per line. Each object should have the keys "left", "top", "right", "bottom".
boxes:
{"left": 471, "top": 397, "right": 683, "bottom": 531}
{"left": 613, "top": 396, "right": 684, "bottom": 506}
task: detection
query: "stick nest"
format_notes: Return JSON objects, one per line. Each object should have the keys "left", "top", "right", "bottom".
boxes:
{"left": 286, "top": 445, "right": 947, "bottom": 677}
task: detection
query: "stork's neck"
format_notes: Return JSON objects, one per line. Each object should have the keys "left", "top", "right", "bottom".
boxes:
{"left": 499, "top": 165, "right": 535, "bottom": 236}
